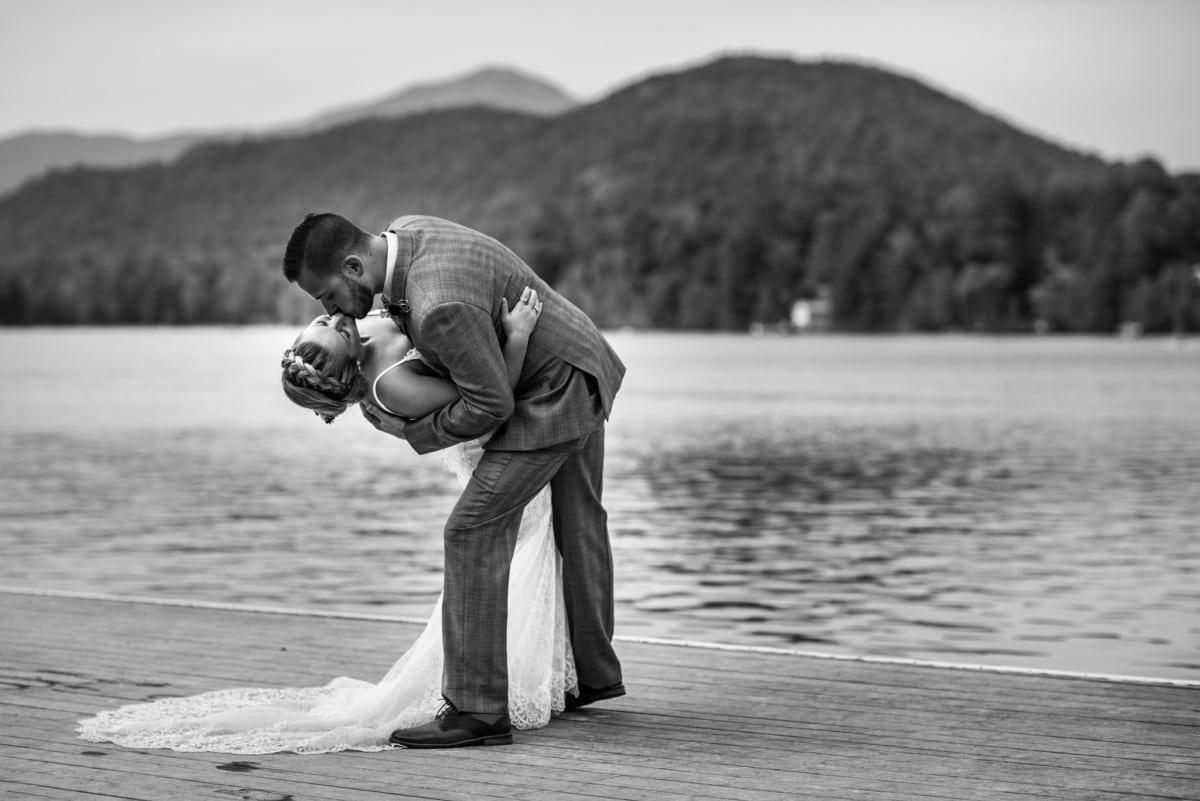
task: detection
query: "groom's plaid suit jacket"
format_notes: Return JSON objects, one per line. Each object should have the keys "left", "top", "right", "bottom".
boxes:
{"left": 385, "top": 215, "right": 625, "bottom": 455}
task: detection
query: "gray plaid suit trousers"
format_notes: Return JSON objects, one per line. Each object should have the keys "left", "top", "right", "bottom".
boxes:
{"left": 442, "top": 425, "right": 621, "bottom": 713}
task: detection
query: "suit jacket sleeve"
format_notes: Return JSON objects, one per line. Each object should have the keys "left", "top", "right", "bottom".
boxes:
{"left": 402, "top": 301, "right": 514, "bottom": 455}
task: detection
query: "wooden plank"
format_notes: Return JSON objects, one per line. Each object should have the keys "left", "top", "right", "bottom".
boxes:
{"left": 6, "top": 678, "right": 1197, "bottom": 791}
{"left": 1, "top": 592, "right": 1196, "bottom": 801}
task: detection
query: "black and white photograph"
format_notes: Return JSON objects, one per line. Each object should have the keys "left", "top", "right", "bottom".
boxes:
{"left": 1, "top": 1, "right": 1197, "bottom": 798}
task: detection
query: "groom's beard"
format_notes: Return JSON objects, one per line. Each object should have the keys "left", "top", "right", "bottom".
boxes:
{"left": 346, "top": 276, "right": 376, "bottom": 318}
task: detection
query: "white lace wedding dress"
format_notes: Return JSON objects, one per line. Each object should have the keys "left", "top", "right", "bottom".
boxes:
{"left": 78, "top": 375, "right": 577, "bottom": 752}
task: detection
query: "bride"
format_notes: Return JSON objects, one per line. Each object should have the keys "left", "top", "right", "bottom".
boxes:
{"left": 77, "top": 289, "right": 576, "bottom": 753}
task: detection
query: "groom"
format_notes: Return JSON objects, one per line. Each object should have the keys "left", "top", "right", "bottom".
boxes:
{"left": 283, "top": 212, "right": 626, "bottom": 747}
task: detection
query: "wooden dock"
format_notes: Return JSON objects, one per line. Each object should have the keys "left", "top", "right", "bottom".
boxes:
{"left": 1, "top": 590, "right": 1197, "bottom": 801}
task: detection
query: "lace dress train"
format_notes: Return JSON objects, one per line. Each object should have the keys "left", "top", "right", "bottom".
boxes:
{"left": 76, "top": 441, "right": 577, "bottom": 753}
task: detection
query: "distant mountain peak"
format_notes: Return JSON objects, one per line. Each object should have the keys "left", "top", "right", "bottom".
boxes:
{"left": 431, "top": 64, "right": 562, "bottom": 85}
{"left": 0, "top": 65, "right": 577, "bottom": 197}
{"left": 294, "top": 65, "right": 576, "bottom": 133}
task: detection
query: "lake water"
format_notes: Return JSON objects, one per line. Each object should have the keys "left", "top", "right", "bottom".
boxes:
{"left": 1, "top": 329, "right": 1198, "bottom": 680}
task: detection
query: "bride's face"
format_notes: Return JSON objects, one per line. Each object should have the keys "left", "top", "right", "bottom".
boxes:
{"left": 299, "top": 313, "right": 361, "bottom": 361}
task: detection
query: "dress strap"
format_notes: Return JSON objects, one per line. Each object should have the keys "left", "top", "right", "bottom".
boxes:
{"left": 370, "top": 349, "right": 424, "bottom": 416}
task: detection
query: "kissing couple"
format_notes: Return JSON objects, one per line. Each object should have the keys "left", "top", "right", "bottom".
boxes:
{"left": 78, "top": 213, "right": 627, "bottom": 752}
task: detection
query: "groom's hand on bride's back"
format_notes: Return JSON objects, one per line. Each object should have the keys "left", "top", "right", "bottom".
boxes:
{"left": 360, "top": 401, "right": 410, "bottom": 440}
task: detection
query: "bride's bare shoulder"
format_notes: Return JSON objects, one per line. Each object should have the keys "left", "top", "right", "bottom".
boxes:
{"left": 358, "top": 311, "right": 408, "bottom": 343}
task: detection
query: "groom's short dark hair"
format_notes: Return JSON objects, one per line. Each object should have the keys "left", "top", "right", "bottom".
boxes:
{"left": 282, "top": 213, "right": 368, "bottom": 282}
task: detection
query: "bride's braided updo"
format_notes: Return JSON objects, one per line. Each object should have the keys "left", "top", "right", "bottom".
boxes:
{"left": 280, "top": 339, "right": 368, "bottom": 424}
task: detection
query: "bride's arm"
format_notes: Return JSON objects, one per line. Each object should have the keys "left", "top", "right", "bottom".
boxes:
{"left": 373, "top": 288, "right": 542, "bottom": 419}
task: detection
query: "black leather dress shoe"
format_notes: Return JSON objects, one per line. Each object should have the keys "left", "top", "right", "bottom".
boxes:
{"left": 389, "top": 700, "right": 512, "bottom": 748}
{"left": 565, "top": 682, "right": 626, "bottom": 711}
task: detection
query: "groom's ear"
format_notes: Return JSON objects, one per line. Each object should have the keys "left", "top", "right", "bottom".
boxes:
{"left": 342, "top": 255, "right": 363, "bottom": 276}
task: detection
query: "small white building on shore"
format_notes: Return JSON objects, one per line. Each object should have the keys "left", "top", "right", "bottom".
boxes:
{"left": 790, "top": 287, "right": 832, "bottom": 333}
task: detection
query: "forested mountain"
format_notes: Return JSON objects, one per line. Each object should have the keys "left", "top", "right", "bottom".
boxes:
{"left": 0, "top": 130, "right": 211, "bottom": 198}
{"left": 1, "top": 56, "right": 1197, "bottom": 332}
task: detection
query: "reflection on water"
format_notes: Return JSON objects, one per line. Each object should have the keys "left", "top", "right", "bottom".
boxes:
{"left": 1, "top": 329, "right": 1197, "bottom": 679}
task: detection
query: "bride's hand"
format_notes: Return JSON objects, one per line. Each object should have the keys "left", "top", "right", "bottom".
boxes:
{"left": 501, "top": 286, "right": 542, "bottom": 345}
{"left": 360, "top": 400, "right": 410, "bottom": 440}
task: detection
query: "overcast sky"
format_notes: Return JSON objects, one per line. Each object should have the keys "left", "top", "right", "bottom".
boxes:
{"left": 2, "top": 0, "right": 1197, "bottom": 170}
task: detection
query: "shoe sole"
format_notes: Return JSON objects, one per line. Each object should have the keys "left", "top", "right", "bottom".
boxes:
{"left": 566, "top": 684, "right": 626, "bottom": 710}
{"left": 389, "top": 733, "right": 513, "bottom": 748}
